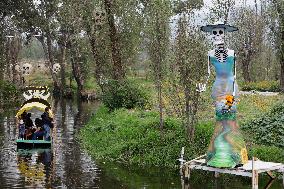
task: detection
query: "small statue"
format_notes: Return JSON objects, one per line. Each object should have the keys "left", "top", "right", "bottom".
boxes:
{"left": 199, "top": 21, "right": 248, "bottom": 168}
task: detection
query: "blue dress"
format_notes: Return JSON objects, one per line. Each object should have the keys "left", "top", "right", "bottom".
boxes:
{"left": 211, "top": 56, "right": 238, "bottom": 100}
{"left": 206, "top": 54, "right": 248, "bottom": 168}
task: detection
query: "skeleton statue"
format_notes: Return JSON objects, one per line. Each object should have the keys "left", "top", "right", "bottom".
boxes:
{"left": 92, "top": 8, "right": 106, "bottom": 26}
{"left": 52, "top": 63, "right": 61, "bottom": 74}
{"left": 22, "top": 63, "right": 33, "bottom": 76}
{"left": 198, "top": 22, "right": 248, "bottom": 168}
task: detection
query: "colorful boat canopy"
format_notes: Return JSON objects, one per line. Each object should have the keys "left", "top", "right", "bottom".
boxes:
{"left": 16, "top": 98, "right": 53, "bottom": 118}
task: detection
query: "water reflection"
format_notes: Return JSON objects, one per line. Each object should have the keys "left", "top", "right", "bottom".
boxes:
{"left": 0, "top": 99, "right": 283, "bottom": 188}
{"left": 17, "top": 149, "right": 52, "bottom": 188}
{"left": 0, "top": 99, "right": 101, "bottom": 188}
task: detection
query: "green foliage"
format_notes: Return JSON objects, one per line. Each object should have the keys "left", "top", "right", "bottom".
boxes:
{"left": 80, "top": 97, "right": 284, "bottom": 168}
{"left": 102, "top": 79, "right": 149, "bottom": 110}
{"left": 189, "top": 121, "right": 214, "bottom": 156}
{"left": 242, "top": 103, "right": 284, "bottom": 148}
{"left": 80, "top": 106, "right": 214, "bottom": 168}
{"left": 240, "top": 81, "right": 280, "bottom": 92}
{"left": 249, "top": 145, "right": 284, "bottom": 163}
{"left": 19, "top": 38, "right": 45, "bottom": 60}
{"left": 0, "top": 80, "right": 20, "bottom": 102}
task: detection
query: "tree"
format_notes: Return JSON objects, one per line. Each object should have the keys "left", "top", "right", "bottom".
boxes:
{"left": 270, "top": 0, "right": 284, "bottom": 92}
{"left": 174, "top": 15, "right": 207, "bottom": 140}
{"left": 210, "top": 0, "right": 235, "bottom": 23}
{"left": 145, "top": 0, "right": 172, "bottom": 131}
{"left": 230, "top": 6, "right": 265, "bottom": 82}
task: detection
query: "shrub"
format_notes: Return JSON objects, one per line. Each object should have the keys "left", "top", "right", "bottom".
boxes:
{"left": 0, "top": 80, "right": 19, "bottom": 102}
{"left": 248, "top": 145, "right": 284, "bottom": 163}
{"left": 241, "top": 81, "right": 280, "bottom": 92}
{"left": 241, "top": 103, "right": 284, "bottom": 148}
{"left": 80, "top": 107, "right": 215, "bottom": 168}
{"left": 81, "top": 105, "right": 284, "bottom": 168}
{"left": 102, "top": 79, "right": 149, "bottom": 110}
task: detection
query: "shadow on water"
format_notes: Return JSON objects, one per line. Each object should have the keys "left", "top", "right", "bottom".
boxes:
{"left": 0, "top": 99, "right": 283, "bottom": 188}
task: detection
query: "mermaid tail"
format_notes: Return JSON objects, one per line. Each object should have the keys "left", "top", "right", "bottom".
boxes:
{"left": 206, "top": 103, "right": 248, "bottom": 168}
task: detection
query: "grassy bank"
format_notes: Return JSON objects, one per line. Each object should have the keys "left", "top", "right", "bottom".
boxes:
{"left": 80, "top": 106, "right": 215, "bottom": 167}
{"left": 80, "top": 94, "right": 284, "bottom": 168}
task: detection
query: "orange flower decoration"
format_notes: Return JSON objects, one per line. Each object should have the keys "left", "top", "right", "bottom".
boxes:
{"left": 225, "top": 95, "right": 234, "bottom": 108}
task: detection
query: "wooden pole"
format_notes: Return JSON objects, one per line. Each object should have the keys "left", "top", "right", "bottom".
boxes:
{"left": 252, "top": 157, "right": 258, "bottom": 189}
{"left": 282, "top": 173, "right": 284, "bottom": 187}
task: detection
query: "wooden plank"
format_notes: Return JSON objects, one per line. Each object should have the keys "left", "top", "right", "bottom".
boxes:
{"left": 183, "top": 155, "right": 206, "bottom": 166}
{"left": 189, "top": 164, "right": 252, "bottom": 177}
{"left": 257, "top": 165, "right": 284, "bottom": 174}
{"left": 182, "top": 157, "right": 284, "bottom": 189}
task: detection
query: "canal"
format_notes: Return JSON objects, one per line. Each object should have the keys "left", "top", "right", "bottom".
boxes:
{"left": 0, "top": 99, "right": 282, "bottom": 188}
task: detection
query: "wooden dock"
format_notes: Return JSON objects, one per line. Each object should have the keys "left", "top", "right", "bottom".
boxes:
{"left": 180, "top": 154, "right": 284, "bottom": 189}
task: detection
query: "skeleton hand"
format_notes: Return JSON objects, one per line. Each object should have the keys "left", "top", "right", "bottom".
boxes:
{"left": 196, "top": 83, "right": 206, "bottom": 92}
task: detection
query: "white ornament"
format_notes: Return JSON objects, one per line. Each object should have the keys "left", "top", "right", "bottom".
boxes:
{"left": 93, "top": 9, "right": 106, "bottom": 26}
{"left": 23, "top": 87, "right": 50, "bottom": 100}
{"left": 52, "top": 63, "right": 61, "bottom": 74}
{"left": 22, "top": 63, "right": 33, "bottom": 76}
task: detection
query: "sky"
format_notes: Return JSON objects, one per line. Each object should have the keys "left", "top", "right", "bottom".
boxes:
{"left": 192, "top": 0, "right": 261, "bottom": 26}
{"left": 203, "top": 0, "right": 260, "bottom": 6}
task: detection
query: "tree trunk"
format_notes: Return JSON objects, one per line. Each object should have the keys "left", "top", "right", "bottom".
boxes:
{"left": 59, "top": 45, "right": 67, "bottom": 95}
{"left": 242, "top": 60, "right": 251, "bottom": 82}
{"left": 89, "top": 36, "right": 103, "bottom": 85}
{"left": 184, "top": 85, "right": 192, "bottom": 139}
{"left": 0, "top": 27, "right": 4, "bottom": 81}
{"left": 272, "top": 0, "right": 284, "bottom": 92}
{"left": 70, "top": 46, "right": 85, "bottom": 98}
{"left": 11, "top": 37, "right": 21, "bottom": 84}
{"left": 280, "top": 26, "right": 284, "bottom": 92}
{"left": 46, "top": 33, "right": 60, "bottom": 94}
{"left": 5, "top": 39, "right": 11, "bottom": 81}
{"left": 158, "top": 79, "right": 164, "bottom": 131}
{"left": 104, "top": 0, "right": 125, "bottom": 80}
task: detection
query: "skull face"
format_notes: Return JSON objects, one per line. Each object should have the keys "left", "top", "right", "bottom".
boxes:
{"left": 52, "top": 63, "right": 61, "bottom": 74}
{"left": 22, "top": 63, "right": 33, "bottom": 75}
{"left": 211, "top": 28, "right": 225, "bottom": 46}
{"left": 92, "top": 9, "right": 106, "bottom": 26}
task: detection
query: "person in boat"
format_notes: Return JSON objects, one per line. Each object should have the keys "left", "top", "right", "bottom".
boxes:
{"left": 41, "top": 107, "right": 53, "bottom": 141}
{"left": 20, "top": 110, "right": 27, "bottom": 122}
{"left": 18, "top": 119, "right": 26, "bottom": 140}
{"left": 23, "top": 113, "right": 34, "bottom": 140}
{"left": 32, "top": 118, "right": 44, "bottom": 140}
{"left": 24, "top": 113, "right": 34, "bottom": 129}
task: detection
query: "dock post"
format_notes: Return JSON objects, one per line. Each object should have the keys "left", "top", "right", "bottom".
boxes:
{"left": 214, "top": 172, "right": 220, "bottom": 178}
{"left": 252, "top": 157, "right": 258, "bottom": 189}
{"left": 282, "top": 172, "right": 284, "bottom": 187}
{"left": 184, "top": 165, "right": 190, "bottom": 181}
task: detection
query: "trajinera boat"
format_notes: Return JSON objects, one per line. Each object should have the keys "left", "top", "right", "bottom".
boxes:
{"left": 15, "top": 86, "right": 54, "bottom": 148}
